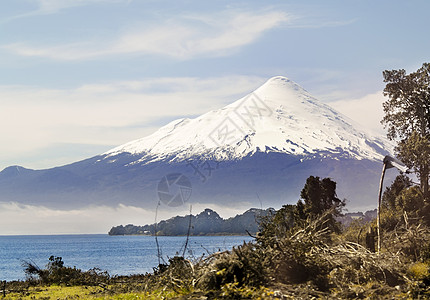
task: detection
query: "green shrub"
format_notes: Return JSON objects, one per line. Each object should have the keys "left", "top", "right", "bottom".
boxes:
{"left": 22, "top": 256, "right": 110, "bottom": 286}
{"left": 408, "top": 262, "right": 430, "bottom": 281}
{"left": 196, "top": 242, "right": 267, "bottom": 290}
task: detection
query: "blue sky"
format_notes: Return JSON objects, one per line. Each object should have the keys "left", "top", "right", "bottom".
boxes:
{"left": 1, "top": 0, "right": 430, "bottom": 171}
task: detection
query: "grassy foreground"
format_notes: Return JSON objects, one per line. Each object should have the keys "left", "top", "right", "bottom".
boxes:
{"left": 3, "top": 285, "right": 195, "bottom": 300}
{"left": 3, "top": 276, "right": 277, "bottom": 299}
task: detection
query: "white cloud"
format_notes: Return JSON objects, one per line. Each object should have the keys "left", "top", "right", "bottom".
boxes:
{"left": 0, "top": 202, "right": 155, "bottom": 234}
{"left": 0, "top": 76, "right": 265, "bottom": 169}
{"left": 329, "top": 91, "right": 387, "bottom": 135}
{"left": 3, "top": 11, "right": 289, "bottom": 60}
{"left": 2, "top": 0, "right": 132, "bottom": 23}
{"left": 183, "top": 11, "right": 289, "bottom": 56}
{"left": 35, "top": 0, "right": 108, "bottom": 13}
{"left": 0, "top": 201, "right": 255, "bottom": 235}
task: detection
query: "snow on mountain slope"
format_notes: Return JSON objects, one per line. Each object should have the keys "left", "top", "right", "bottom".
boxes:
{"left": 105, "top": 76, "right": 392, "bottom": 163}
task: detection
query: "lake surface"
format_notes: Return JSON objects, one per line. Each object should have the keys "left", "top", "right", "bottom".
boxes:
{"left": 0, "top": 234, "right": 253, "bottom": 282}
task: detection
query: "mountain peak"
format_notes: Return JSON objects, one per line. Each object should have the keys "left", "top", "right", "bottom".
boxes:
{"left": 0, "top": 165, "right": 32, "bottom": 176}
{"left": 260, "top": 76, "right": 303, "bottom": 92}
{"left": 104, "top": 76, "right": 392, "bottom": 163}
{"left": 227, "top": 76, "right": 308, "bottom": 111}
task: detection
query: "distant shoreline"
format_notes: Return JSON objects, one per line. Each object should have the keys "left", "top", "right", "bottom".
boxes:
{"left": 109, "top": 233, "right": 253, "bottom": 237}
{"left": 108, "top": 208, "right": 270, "bottom": 236}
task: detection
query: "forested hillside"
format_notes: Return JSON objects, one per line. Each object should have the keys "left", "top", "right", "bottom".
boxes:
{"left": 108, "top": 208, "right": 273, "bottom": 236}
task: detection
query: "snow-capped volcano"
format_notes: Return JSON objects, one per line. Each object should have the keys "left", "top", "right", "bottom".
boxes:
{"left": 0, "top": 76, "right": 394, "bottom": 211}
{"left": 105, "top": 76, "right": 390, "bottom": 164}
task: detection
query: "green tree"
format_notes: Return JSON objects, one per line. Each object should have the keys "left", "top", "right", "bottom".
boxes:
{"left": 396, "top": 132, "right": 430, "bottom": 197}
{"left": 300, "top": 176, "right": 344, "bottom": 232}
{"left": 259, "top": 176, "right": 344, "bottom": 240}
{"left": 380, "top": 175, "right": 423, "bottom": 230}
{"left": 382, "top": 63, "right": 430, "bottom": 198}
{"left": 382, "top": 174, "right": 412, "bottom": 211}
{"left": 396, "top": 186, "right": 425, "bottom": 216}
{"left": 300, "top": 176, "right": 343, "bottom": 216}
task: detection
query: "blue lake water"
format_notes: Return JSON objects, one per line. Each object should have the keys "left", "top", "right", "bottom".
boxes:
{"left": 0, "top": 234, "right": 253, "bottom": 282}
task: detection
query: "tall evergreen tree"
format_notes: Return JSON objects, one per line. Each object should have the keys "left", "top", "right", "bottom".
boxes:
{"left": 300, "top": 176, "right": 344, "bottom": 233}
{"left": 300, "top": 176, "right": 343, "bottom": 217}
{"left": 382, "top": 63, "right": 430, "bottom": 198}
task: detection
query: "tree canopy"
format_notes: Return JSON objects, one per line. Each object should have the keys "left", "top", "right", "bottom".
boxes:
{"left": 382, "top": 63, "right": 430, "bottom": 197}
{"left": 300, "top": 176, "right": 343, "bottom": 217}
{"left": 382, "top": 63, "right": 430, "bottom": 140}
